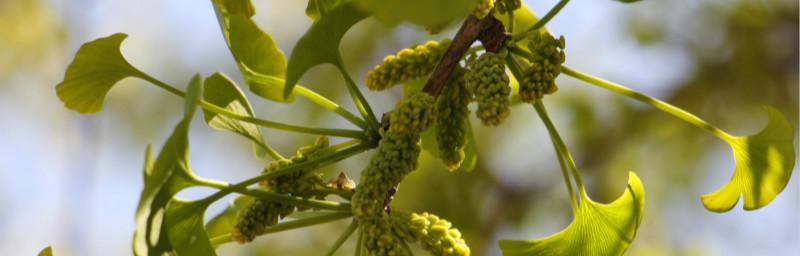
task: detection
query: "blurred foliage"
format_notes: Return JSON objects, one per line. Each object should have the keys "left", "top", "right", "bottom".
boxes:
{"left": 0, "top": 0, "right": 65, "bottom": 78}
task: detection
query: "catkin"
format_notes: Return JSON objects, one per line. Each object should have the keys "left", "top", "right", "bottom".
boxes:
{"left": 389, "top": 92, "right": 437, "bottom": 135}
{"left": 366, "top": 39, "right": 451, "bottom": 91}
{"left": 519, "top": 32, "right": 566, "bottom": 103}
{"left": 466, "top": 52, "right": 511, "bottom": 126}
{"left": 436, "top": 70, "right": 470, "bottom": 171}
{"left": 352, "top": 93, "right": 436, "bottom": 255}
{"left": 232, "top": 137, "right": 331, "bottom": 243}
{"left": 393, "top": 212, "right": 471, "bottom": 256}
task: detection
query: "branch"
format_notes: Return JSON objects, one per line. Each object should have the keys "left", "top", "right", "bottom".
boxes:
{"left": 421, "top": 12, "right": 507, "bottom": 97}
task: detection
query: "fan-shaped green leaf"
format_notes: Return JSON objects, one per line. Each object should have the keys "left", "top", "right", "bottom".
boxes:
{"left": 55, "top": 33, "right": 146, "bottom": 114}
{"left": 202, "top": 72, "right": 268, "bottom": 157}
{"left": 211, "top": 0, "right": 295, "bottom": 102}
{"left": 354, "top": 0, "right": 473, "bottom": 29}
{"left": 133, "top": 75, "right": 203, "bottom": 256}
{"left": 499, "top": 172, "right": 645, "bottom": 256}
{"left": 283, "top": 2, "right": 368, "bottom": 98}
{"left": 702, "top": 107, "right": 795, "bottom": 212}
{"left": 164, "top": 198, "right": 217, "bottom": 256}
{"left": 305, "top": 0, "right": 347, "bottom": 21}
{"left": 37, "top": 246, "right": 53, "bottom": 256}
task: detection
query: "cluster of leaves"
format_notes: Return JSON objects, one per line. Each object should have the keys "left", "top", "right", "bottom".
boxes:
{"left": 51, "top": 0, "right": 795, "bottom": 255}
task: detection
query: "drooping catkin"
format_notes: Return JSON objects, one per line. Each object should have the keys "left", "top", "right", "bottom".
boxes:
{"left": 389, "top": 92, "right": 437, "bottom": 135}
{"left": 519, "top": 32, "right": 566, "bottom": 103}
{"left": 232, "top": 137, "right": 331, "bottom": 243}
{"left": 366, "top": 39, "right": 451, "bottom": 91}
{"left": 466, "top": 52, "right": 511, "bottom": 126}
{"left": 352, "top": 93, "right": 436, "bottom": 255}
{"left": 393, "top": 212, "right": 471, "bottom": 256}
{"left": 436, "top": 70, "right": 470, "bottom": 171}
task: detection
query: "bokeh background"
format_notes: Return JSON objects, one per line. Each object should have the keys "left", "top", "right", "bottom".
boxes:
{"left": 1, "top": 0, "right": 798, "bottom": 255}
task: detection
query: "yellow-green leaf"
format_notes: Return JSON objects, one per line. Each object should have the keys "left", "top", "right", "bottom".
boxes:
{"left": 499, "top": 172, "right": 645, "bottom": 256}
{"left": 55, "top": 33, "right": 146, "bottom": 113}
{"left": 702, "top": 107, "right": 795, "bottom": 212}
{"left": 202, "top": 72, "right": 268, "bottom": 158}
{"left": 164, "top": 198, "right": 217, "bottom": 256}
{"left": 133, "top": 75, "right": 203, "bottom": 256}
{"left": 354, "top": 0, "right": 473, "bottom": 29}
{"left": 305, "top": 0, "right": 347, "bottom": 21}
{"left": 283, "top": 2, "right": 368, "bottom": 98}
{"left": 211, "top": 0, "right": 295, "bottom": 102}
{"left": 37, "top": 246, "right": 53, "bottom": 256}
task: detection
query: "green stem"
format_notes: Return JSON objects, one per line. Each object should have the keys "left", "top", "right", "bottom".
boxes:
{"left": 243, "top": 69, "right": 367, "bottom": 129}
{"left": 561, "top": 66, "right": 735, "bottom": 141}
{"left": 140, "top": 74, "right": 367, "bottom": 140}
{"left": 526, "top": 0, "right": 570, "bottom": 32}
{"left": 325, "top": 219, "right": 359, "bottom": 256}
{"left": 193, "top": 177, "right": 350, "bottom": 211}
{"left": 205, "top": 143, "right": 374, "bottom": 203}
{"left": 533, "top": 101, "right": 587, "bottom": 198}
{"left": 354, "top": 225, "right": 364, "bottom": 256}
{"left": 505, "top": 55, "right": 582, "bottom": 205}
{"left": 210, "top": 212, "right": 353, "bottom": 247}
{"left": 508, "top": 8, "right": 515, "bottom": 33}
{"left": 336, "top": 59, "right": 381, "bottom": 133}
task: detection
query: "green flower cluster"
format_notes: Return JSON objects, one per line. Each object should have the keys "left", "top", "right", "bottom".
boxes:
{"left": 496, "top": 0, "right": 521, "bottom": 14}
{"left": 466, "top": 52, "right": 511, "bottom": 126}
{"left": 393, "top": 212, "right": 471, "bottom": 256}
{"left": 389, "top": 92, "right": 437, "bottom": 135}
{"left": 436, "top": 70, "right": 470, "bottom": 171}
{"left": 472, "top": 0, "right": 495, "bottom": 19}
{"left": 519, "top": 32, "right": 566, "bottom": 103}
{"left": 352, "top": 93, "right": 437, "bottom": 255}
{"left": 366, "top": 39, "right": 452, "bottom": 91}
{"left": 361, "top": 215, "right": 411, "bottom": 256}
{"left": 233, "top": 137, "right": 332, "bottom": 243}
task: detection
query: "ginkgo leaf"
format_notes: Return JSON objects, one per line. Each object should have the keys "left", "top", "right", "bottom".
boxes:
{"left": 55, "top": 33, "right": 146, "bottom": 114}
{"left": 305, "top": 0, "right": 347, "bottom": 21}
{"left": 499, "top": 172, "right": 645, "bottom": 256}
{"left": 202, "top": 72, "right": 268, "bottom": 158}
{"left": 353, "top": 0, "right": 473, "bottom": 29}
{"left": 211, "top": 0, "right": 295, "bottom": 102}
{"left": 283, "top": 2, "right": 368, "bottom": 98}
{"left": 702, "top": 106, "right": 795, "bottom": 212}
{"left": 133, "top": 75, "right": 203, "bottom": 256}
{"left": 164, "top": 198, "right": 217, "bottom": 256}
{"left": 38, "top": 246, "right": 53, "bottom": 256}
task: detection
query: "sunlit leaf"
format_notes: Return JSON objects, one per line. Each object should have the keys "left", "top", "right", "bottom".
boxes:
{"left": 164, "top": 198, "right": 217, "bottom": 256}
{"left": 202, "top": 72, "right": 268, "bottom": 157}
{"left": 354, "top": 0, "right": 472, "bottom": 29}
{"left": 283, "top": 2, "right": 368, "bottom": 97}
{"left": 37, "top": 246, "right": 52, "bottom": 256}
{"left": 211, "top": 0, "right": 295, "bottom": 102}
{"left": 495, "top": 3, "right": 541, "bottom": 51}
{"left": 55, "top": 33, "right": 146, "bottom": 113}
{"left": 499, "top": 172, "right": 645, "bottom": 256}
{"left": 133, "top": 75, "right": 203, "bottom": 256}
{"left": 305, "top": 0, "right": 347, "bottom": 21}
{"left": 702, "top": 107, "right": 795, "bottom": 212}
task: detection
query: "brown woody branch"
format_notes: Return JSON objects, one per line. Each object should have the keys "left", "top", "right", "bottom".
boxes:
{"left": 421, "top": 13, "right": 507, "bottom": 97}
